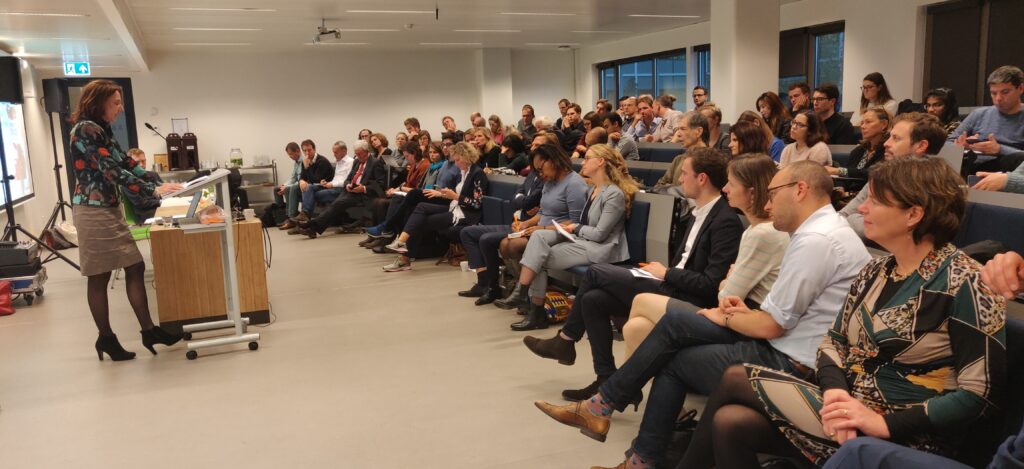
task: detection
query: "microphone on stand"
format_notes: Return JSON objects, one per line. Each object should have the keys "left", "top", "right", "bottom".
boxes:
{"left": 145, "top": 122, "right": 166, "bottom": 140}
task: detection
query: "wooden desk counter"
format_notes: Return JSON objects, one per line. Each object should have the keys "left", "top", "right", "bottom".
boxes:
{"left": 150, "top": 219, "right": 269, "bottom": 330}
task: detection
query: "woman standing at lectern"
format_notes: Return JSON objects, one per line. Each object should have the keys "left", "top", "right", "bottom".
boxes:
{"left": 70, "top": 79, "right": 183, "bottom": 361}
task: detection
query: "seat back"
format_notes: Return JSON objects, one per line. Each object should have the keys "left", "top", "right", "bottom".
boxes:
{"left": 638, "top": 142, "right": 685, "bottom": 163}
{"left": 625, "top": 199, "right": 650, "bottom": 264}
{"left": 481, "top": 196, "right": 509, "bottom": 225}
{"left": 827, "top": 144, "right": 858, "bottom": 168}
{"left": 486, "top": 177, "right": 522, "bottom": 201}
{"left": 955, "top": 201, "right": 1024, "bottom": 256}
{"left": 117, "top": 189, "right": 150, "bottom": 241}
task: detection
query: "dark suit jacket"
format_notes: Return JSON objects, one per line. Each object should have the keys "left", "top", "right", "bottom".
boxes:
{"left": 824, "top": 112, "right": 857, "bottom": 145}
{"left": 344, "top": 156, "right": 388, "bottom": 198}
{"left": 455, "top": 165, "right": 490, "bottom": 225}
{"left": 658, "top": 196, "right": 743, "bottom": 308}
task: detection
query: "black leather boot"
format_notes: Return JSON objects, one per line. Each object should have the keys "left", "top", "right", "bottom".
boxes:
{"left": 458, "top": 283, "right": 489, "bottom": 298}
{"left": 561, "top": 376, "right": 606, "bottom": 402}
{"left": 523, "top": 331, "right": 576, "bottom": 365}
{"left": 511, "top": 303, "right": 549, "bottom": 331}
{"left": 95, "top": 333, "right": 136, "bottom": 361}
{"left": 141, "top": 326, "right": 184, "bottom": 355}
{"left": 474, "top": 287, "right": 502, "bottom": 306}
{"left": 494, "top": 283, "right": 528, "bottom": 310}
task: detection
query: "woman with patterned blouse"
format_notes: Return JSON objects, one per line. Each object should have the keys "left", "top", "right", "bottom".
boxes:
{"left": 70, "top": 80, "right": 184, "bottom": 362}
{"left": 674, "top": 157, "right": 1006, "bottom": 468}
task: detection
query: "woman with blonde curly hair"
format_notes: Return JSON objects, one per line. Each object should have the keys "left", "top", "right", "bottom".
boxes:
{"left": 501, "top": 143, "right": 639, "bottom": 328}
{"left": 471, "top": 127, "right": 501, "bottom": 169}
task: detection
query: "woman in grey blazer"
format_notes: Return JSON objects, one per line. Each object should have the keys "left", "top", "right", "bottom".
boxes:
{"left": 507, "top": 144, "right": 640, "bottom": 329}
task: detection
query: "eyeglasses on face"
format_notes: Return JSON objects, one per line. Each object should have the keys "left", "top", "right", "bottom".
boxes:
{"left": 766, "top": 181, "right": 799, "bottom": 200}
{"left": 790, "top": 121, "right": 808, "bottom": 129}
{"left": 811, "top": 97, "right": 830, "bottom": 102}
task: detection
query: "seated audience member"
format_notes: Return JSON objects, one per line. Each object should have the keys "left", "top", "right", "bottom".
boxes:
{"left": 814, "top": 84, "right": 858, "bottom": 144}
{"left": 851, "top": 72, "right": 898, "bottom": 125}
{"left": 673, "top": 156, "right": 1005, "bottom": 469}
{"left": 417, "top": 130, "right": 432, "bottom": 154}
{"left": 951, "top": 65, "right": 1024, "bottom": 171}
{"left": 369, "top": 132, "right": 392, "bottom": 159}
{"left": 470, "top": 127, "right": 501, "bottom": 169}
{"left": 646, "top": 95, "right": 684, "bottom": 143}
{"left": 604, "top": 113, "right": 639, "bottom": 161}
{"left": 394, "top": 132, "right": 409, "bottom": 154}
{"left": 653, "top": 112, "right": 709, "bottom": 195}
{"left": 488, "top": 115, "right": 506, "bottom": 145}
{"left": 358, "top": 129, "right": 372, "bottom": 143}
{"left": 757, "top": 91, "right": 793, "bottom": 141}
{"left": 499, "top": 145, "right": 638, "bottom": 326}
{"left": 780, "top": 110, "right": 832, "bottom": 168}
{"left": 692, "top": 86, "right": 708, "bottom": 109}
{"left": 625, "top": 96, "right": 661, "bottom": 141}
{"left": 123, "top": 148, "right": 163, "bottom": 220}
{"left": 617, "top": 96, "right": 638, "bottom": 130}
{"left": 533, "top": 161, "right": 870, "bottom": 469}
{"left": 619, "top": 154, "right": 787, "bottom": 361}
{"left": 441, "top": 115, "right": 464, "bottom": 143}
{"left": 559, "top": 103, "right": 586, "bottom": 153}
{"left": 840, "top": 112, "right": 946, "bottom": 238}
{"left": 275, "top": 142, "right": 303, "bottom": 229}
{"left": 471, "top": 114, "right": 487, "bottom": 130}
{"left": 726, "top": 120, "right": 770, "bottom": 158}
{"left": 457, "top": 144, "right": 587, "bottom": 306}
{"left": 925, "top": 87, "right": 962, "bottom": 136}
{"left": 294, "top": 139, "right": 335, "bottom": 222}
{"left": 582, "top": 111, "right": 603, "bottom": 134}
{"left": 295, "top": 140, "right": 386, "bottom": 238}
{"left": 403, "top": 117, "right": 422, "bottom": 139}
{"left": 788, "top": 82, "right": 812, "bottom": 115}
{"left": 388, "top": 142, "right": 430, "bottom": 196}
{"left": 595, "top": 98, "right": 613, "bottom": 114}
{"left": 974, "top": 158, "right": 1024, "bottom": 194}
{"left": 298, "top": 140, "right": 354, "bottom": 222}
{"left": 362, "top": 142, "right": 453, "bottom": 247}
{"left": 437, "top": 133, "right": 464, "bottom": 189}
{"left": 827, "top": 106, "right": 891, "bottom": 191}
{"left": 699, "top": 103, "right": 731, "bottom": 151}
{"left": 527, "top": 147, "right": 742, "bottom": 395}
{"left": 822, "top": 427, "right": 1024, "bottom": 469}
{"left": 381, "top": 142, "right": 489, "bottom": 272}
{"left": 572, "top": 127, "right": 609, "bottom": 160}
{"left": 517, "top": 105, "right": 537, "bottom": 141}
{"left": 496, "top": 133, "right": 529, "bottom": 173}
{"left": 736, "top": 110, "right": 784, "bottom": 162}
{"left": 554, "top": 98, "right": 571, "bottom": 130}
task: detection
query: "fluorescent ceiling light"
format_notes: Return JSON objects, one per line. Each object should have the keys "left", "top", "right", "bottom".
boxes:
{"left": 525, "top": 43, "right": 579, "bottom": 46}
{"left": 571, "top": 30, "right": 628, "bottom": 34}
{"left": 500, "top": 12, "right": 576, "bottom": 16}
{"left": 346, "top": 10, "right": 434, "bottom": 14}
{"left": 420, "top": 42, "right": 482, "bottom": 46}
{"left": 336, "top": 29, "right": 399, "bottom": 32}
{"left": 628, "top": 14, "right": 700, "bottom": 18}
{"left": 303, "top": 42, "right": 369, "bottom": 46}
{"left": 454, "top": 29, "right": 521, "bottom": 33}
{"left": 169, "top": 7, "right": 276, "bottom": 12}
{"left": 174, "top": 42, "right": 252, "bottom": 46}
{"left": 0, "top": 11, "right": 89, "bottom": 17}
{"left": 174, "top": 27, "right": 263, "bottom": 31}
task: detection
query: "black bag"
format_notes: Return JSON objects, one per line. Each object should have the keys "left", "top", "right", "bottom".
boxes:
{"left": 260, "top": 202, "right": 288, "bottom": 228}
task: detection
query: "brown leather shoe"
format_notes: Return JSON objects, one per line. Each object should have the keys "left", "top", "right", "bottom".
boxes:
{"left": 295, "top": 212, "right": 309, "bottom": 223}
{"left": 357, "top": 236, "right": 375, "bottom": 247}
{"left": 534, "top": 400, "right": 610, "bottom": 442}
{"left": 278, "top": 219, "right": 296, "bottom": 230}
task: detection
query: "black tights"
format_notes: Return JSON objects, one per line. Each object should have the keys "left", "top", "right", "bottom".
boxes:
{"left": 676, "top": 365, "right": 802, "bottom": 469}
{"left": 86, "top": 261, "right": 154, "bottom": 336}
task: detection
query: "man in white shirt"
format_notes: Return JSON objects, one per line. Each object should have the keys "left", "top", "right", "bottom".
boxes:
{"left": 298, "top": 140, "right": 354, "bottom": 218}
{"left": 534, "top": 161, "right": 871, "bottom": 469}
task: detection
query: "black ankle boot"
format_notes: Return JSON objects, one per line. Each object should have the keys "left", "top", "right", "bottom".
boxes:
{"left": 523, "top": 331, "right": 576, "bottom": 365}
{"left": 95, "top": 334, "right": 136, "bottom": 361}
{"left": 140, "top": 326, "right": 184, "bottom": 355}
{"left": 474, "top": 287, "right": 502, "bottom": 306}
{"left": 458, "top": 283, "right": 489, "bottom": 298}
{"left": 510, "top": 303, "right": 549, "bottom": 331}
{"left": 494, "top": 283, "right": 528, "bottom": 310}
{"left": 561, "top": 376, "right": 607, "bottom": 402}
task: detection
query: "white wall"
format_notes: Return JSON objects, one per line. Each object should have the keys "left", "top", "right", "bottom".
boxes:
{"left": 510, "top": 49, "right": 575, "bottom": 121}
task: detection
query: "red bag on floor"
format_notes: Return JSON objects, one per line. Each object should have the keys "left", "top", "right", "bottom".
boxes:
{"left": 0, "top": 281, "right": 13, "bottom": 316}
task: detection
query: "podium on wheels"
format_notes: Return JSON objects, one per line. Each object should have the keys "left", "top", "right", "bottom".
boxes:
{"left": 161, "top": 168, "right": 260, "bottom": 359}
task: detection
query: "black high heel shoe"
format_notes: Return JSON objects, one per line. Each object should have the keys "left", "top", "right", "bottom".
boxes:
{"left": 140, "top": 326, "right": 184, "bottom": 355}
{"left": 95, "top": 334, "right": 136, "bottom": 361}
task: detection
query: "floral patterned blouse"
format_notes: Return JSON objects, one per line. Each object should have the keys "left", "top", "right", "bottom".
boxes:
{"left": 70, "top": 120, "right": 155, "bottom": 208}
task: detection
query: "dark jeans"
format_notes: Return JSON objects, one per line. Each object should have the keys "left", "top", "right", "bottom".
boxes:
{"left": 301, "top": 184, "right": 343, "bottom": 214}
{"left": 382, "top": 189, "right": 449, "bottom": 233}
{"left": 274, "top": 184, "right": 301, "bottom": 218}
{"left": 598, "top": 307, "right": 798, "bottom": 463}
{"left": 575, "top": 263, "right": 664, "bottom": 377}
{"left": 310, "top": 192, "right": 373, "bottom": 233}
{"left": 460, "top": 224, "right": 512, "bottom": 289}
{"left": 403, "top": 203, "right": 455, "bottom": 258}
{"left": 822, "top": 437, "right": 971, "bottom": 469}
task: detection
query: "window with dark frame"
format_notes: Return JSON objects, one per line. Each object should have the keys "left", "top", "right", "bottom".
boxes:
{"left": 694, "top": 44, "right": 711, "bottom": 94}
{"left": 598, "top": 48, "right": 688, "bottom": 111}
{"left": 778, "top": 21, "right": 846, "bottom": 108}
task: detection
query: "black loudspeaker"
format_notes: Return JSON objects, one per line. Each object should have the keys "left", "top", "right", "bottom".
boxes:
{"left": 42, "top": 78, "right": 70, "bottom": 114}
{"left": 0, "top": 56, "right": 24, "bottom": 104}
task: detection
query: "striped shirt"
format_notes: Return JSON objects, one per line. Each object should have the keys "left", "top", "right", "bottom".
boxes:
{"left": 718, "top": 221, "right": 790, "bottom": 306}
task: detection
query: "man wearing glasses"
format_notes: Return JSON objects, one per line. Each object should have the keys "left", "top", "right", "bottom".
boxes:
{"left": 813, "top": 84, "right": 858, "bottom": 144}
{"left": 692, "top": 86, "right": 708, "bottom": 109}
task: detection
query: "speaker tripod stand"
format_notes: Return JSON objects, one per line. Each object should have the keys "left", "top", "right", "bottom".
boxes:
{"left": 34, "top": 113, "right": 79, "bottom": 270}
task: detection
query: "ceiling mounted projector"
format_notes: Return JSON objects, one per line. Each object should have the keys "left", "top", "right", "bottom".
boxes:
{"left": 312, "top": 18, "right": 341, "bottom": 44}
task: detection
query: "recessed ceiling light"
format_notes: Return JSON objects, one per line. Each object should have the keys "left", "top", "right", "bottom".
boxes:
{"left": 346, "top": 10, "right": 435, "bottom": 14}
{"left": 525, "top": 43, "right": 580, "bottom": 46}
{"left": 173, "top": 27, "right": 263, "bottom": 31}
{"left": 571, "top": 30, "right": 629, "bottom": 34}
{"left": 454, "top": 29, "right": 521, "bottom": 33}
{"left": 303, "top": 42, "right": 370, "bottom": 46}
{"left": 0, "top": 11, "right": 89, "bottom": 17}
{"left": 500, "top": 12, "right": 576, "bottom": 16}
{"left": 628, "top": 14, "right": 700, "bottom": 18}
{"left": 419, "top": 42, "right": 482, "bottom": 46}
{"left": 169, "top": 7, "right": 276, "bottom": 12}
{"left": 174, "top": 42, "right": 252, "bottom": 46}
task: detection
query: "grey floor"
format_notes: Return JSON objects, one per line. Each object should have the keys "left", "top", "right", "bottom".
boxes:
{"left": 0, "top": 228, "right": 647, "bottom": 468}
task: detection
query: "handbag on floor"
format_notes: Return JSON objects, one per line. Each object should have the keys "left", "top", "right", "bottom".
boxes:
{"left": 0, "top": 281, "right": 14, "bottom": 316}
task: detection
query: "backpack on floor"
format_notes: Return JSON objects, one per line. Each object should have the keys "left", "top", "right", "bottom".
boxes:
{"left": 260, "top": 203, "right": 288, "bottom": 228}
{"left": 543, "top": 289, "right": 572, "bottom": 324}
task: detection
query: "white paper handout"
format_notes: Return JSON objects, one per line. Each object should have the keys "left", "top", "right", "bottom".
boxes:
{"left": 630, "top": 268, "right": 659, "bottom": 280}
{"left": 554, "top": 222, "right": 578, "bottom": 242}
